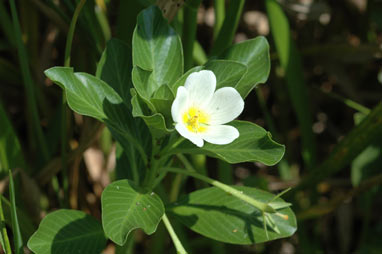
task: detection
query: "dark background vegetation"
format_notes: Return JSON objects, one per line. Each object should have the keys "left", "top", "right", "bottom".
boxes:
{"left": 0, "top": 0, "right": 381, "bottom": 253}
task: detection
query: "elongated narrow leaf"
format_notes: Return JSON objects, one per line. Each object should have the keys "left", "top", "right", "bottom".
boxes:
{"left": 27, "top": 209, "right": 106, "bottom": 254}
{"left": 171, "top": 120, "right": 285, "bottom": 165}
{"left": 132, "top": 6, "right": 183, "bottom": 87}
{"left": 168, "top": 186, "right": 296, "bottom": 244}
{"left": 220, "top": 36, "right": 270, "bottom": 98}
{"left": 1, "top": 196, "right": 34, "bottom": 242}
{"left": 102, "top": 180, "right": 165, "bottom": 246}
{"left": 266, "top": 0, "right": 316, "bottom": 169}
{"left": 0, "top": 102, "right": 25, "bottom": 177}
{"left": 8, "top": 171, "right": 23, "bottom": 254}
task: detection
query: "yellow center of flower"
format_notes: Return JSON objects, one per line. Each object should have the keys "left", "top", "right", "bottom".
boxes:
{"left": 182, "top": 107, "right": 209, "bottom": 133}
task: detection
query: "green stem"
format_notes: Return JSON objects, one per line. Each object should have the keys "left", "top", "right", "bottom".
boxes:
{"left": 61, "top": 0, "right": 86, "bottom": 207}
{"left": 64, "top": 0, "right": 86, "bottom": 67}
{"left": 160, "top": 136, "right": 185, "bottom": 157}
{"left": 162, "top": 167, "right": 275, "bottom": 213}
{"left": 169, "top": 174, "right": 183, "bottom": 202}
{"left": 0, "top": 195, "right": 12, "bottom": 254}
{"left": 9, "top": 0, "right": 49, "bottom": 162}
{"left": 182, "top": 0, "right": 202, "bottom": 70}
{"left": 213, "top": 0, "right": 225, "bottom": 40}
{"left": 143, "top": 139, "right": 163, "bottom": 190}
{"left": 209, "top": 0, "right": 245, "bottom": 56}
{"left": 162, "top": 213, "right": 188, "bottom": 254}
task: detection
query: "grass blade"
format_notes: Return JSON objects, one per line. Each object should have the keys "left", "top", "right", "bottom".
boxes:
{"left": 293, "top": 103, "right": 382, "bottom": 192}
{"left": 266, "top": 0, "right": 316, "bottom": 169}
{"left": 213, "top": 0, "right": 225, "bottom": 40}
{"left": 8, "top": 171, "right": 23, "bottom": 254}
{"left": 9, "top": 0, "right": 49, "bottom": 163}
{"left": 0, "top": 194, "right": 12, "bottom": 254}
{"left": 210, "top": 0, "right": 245, "bottom": 56}
{"left": 182, "top": 0, "right": 202, "bottom": 70}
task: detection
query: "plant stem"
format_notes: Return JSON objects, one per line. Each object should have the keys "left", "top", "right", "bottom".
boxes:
{"left": 160, "top": 136, "right": 185, "bottom": 157}
{"left": 64, "top": 0, "right": 86, "bottom": 67}
{"left": 162, "top": 167, "right": 275, "bottom": 213}
{"left": 162, "top": 213, "right": 188, "bottom": 254}
{"left": 61, "top": 0, "right": 86, "bottom": 208}
{"left": 9, "top": 0, "right": 49, "bottom": 162}
{"left": 182, "top": 0, "right": 201, "bottom": 71}
{"left": 0, "top": 195, "right": 12, "bottom": 254}
{"left": 209, "top": 0, "right": 244, "bottom": 56}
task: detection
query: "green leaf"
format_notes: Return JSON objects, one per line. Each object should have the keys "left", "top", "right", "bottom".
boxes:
{"left": 171, "top": 120, "right": 285, "bottom": 166}
{"left": 132, "top": 66, "right": 159, "bottom": 104}
{"left": 133, "top": 6, "right": 183, "bottom": 87}
{"left": 46, "top": 67, "right": 150, "bottom": 174}
{"left": 0, "top": 195, "right": 35, "bottom": 243}
{"left": 167, "top": 186, "right": 296, "bottom": 244}
{"left": 9, "top": 172, "right": 23, "bottom": 254}
{"left": 351, "top": 113, "right": 382, "bottom": 186}
{"left": 27, "top": 209, "right": 106, "bottom": 254}
{"left": 204, "top": 60, "right": 247, "bottom": 89}
{"left": 131, "top": 89, "right": 173, "bottom": 139}
{"left": 96, "top": 39, "right": 151, "bottom": 183}
{"left": 265, "top": 0, "right": 316, "bottom": 169}
{"left": 220, "top": 36, "right": 270, "bottom": 98}
{"left": 0, "top": 102, "right": 25, "bottom": 177}
{"left": 96, "top": 38, "right": 133, "bottom": 107}
{"left": 102, "top": 180, "right": 165, "bottom": 246}
{"left": 45, "top": 67, "right": 122, "bottom": 121}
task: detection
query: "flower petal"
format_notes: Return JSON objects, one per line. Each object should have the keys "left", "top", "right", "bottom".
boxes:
{"left": 206, "top": 87, "right": 244, "bottom": 125}
{"left": 184, "top": 70, "right": 216, "bottom": 107}
{"left": 171, "top": 86, "right": 189, "bottom": 123}
{"left": 200, "top": 125, "right": 239, "bottom": 145}
{"left": 175, "top": 123, "right": 204, "bottom": 147}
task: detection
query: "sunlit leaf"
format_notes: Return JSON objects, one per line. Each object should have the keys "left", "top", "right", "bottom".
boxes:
{"left": 168, "top": 185, "right": 296, "bottom": 244}
{"left": 171, "top": 120, "right": 285, "bottom": 166}
{"left": 102, "top": 180, "right": 165, "bottom": 246}
{"left": 220, "top": 36, "right": 270, "bottom": 98}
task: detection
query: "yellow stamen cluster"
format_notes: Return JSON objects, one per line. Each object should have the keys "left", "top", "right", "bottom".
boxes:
{"left": 182, "top": 107, "right": 209, "bottom": 133}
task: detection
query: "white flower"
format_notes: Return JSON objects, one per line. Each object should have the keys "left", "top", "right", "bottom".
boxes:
{"left": 171, "top": 70, "right": 244, "bottom": 147}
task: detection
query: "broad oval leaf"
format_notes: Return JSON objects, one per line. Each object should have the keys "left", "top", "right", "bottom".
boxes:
{"left": 102, "top": 180, "right": 165, "bottom": 246}
{"left": 45, "top": 67, "right": 122, "bottom": 120}
{"left": 131, "top": 89, "right": 173, "bottom": 139}
{"left": 220, "top": 36, "right": 270, "bottom": 98}
{"left": 96, "top": 38, "right": 133, "bottom": 107}
{"left": 171, "top": 120, "right": 285, "bottom": 166}
{"left": 27, "top": 209, "right": 106, "bottom": 254}
{"left": 204, "top": 60, "right": 247, "bottom": 89}
{"left": 133, "top": 6, "right": 183, "bottom": 87}
{"left": 167, "top": 186, "right": 296, "bottom": 244}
